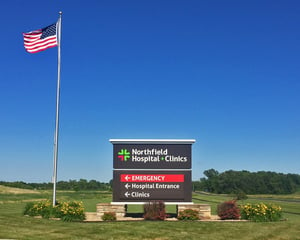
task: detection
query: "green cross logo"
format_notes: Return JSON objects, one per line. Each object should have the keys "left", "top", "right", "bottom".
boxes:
{"left": 118, "top": 149, "right": 130, "bottom": 161}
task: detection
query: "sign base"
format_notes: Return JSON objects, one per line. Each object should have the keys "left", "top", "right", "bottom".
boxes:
{"left": 111, "top": 202, "right": 194, "bottom": 205}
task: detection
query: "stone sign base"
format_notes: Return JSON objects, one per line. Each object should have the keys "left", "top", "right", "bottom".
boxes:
{"left": 97, "top": 203, "right": 126, "bottom": 219}
{"left": 177, "top": 204, "right": 211, "bottom": 219}
{"left": 92, "top": 203, "right": 211, "bottom": 221}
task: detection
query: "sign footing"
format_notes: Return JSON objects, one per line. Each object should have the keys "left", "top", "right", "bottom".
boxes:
{"left": 111, "top": 202, "right": 194, "bottom": 205}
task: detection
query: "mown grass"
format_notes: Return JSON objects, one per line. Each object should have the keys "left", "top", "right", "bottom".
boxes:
{"left": 0, "top": 187, "right": 299, "bottom": 240}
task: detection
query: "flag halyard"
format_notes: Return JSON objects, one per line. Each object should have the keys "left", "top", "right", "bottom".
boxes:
{"left": 23, "top": 23, "right": 58, "bottom": 53}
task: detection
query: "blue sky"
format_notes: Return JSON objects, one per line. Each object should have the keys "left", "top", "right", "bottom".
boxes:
{"left": 0, "top": 0, "right": 299, "bottom": 183}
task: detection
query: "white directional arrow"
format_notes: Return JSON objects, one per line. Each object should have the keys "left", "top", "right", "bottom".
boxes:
{"left": 125, "top": 183, "right": 131, "bottom": 189}
{"left": 125, "top": 175, "right": 130, "bottom": 181}
{"left": 124, "top": 192, "right": 131, "bottom": 198}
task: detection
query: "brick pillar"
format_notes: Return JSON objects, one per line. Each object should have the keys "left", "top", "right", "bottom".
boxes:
{"left": 177, "top": 204, "right": 211, "bottom": 219}
{"left": 96, "top": 203, "right": 127, "bottom": 220}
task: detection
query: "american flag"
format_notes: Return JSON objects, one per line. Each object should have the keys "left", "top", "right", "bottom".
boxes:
{"left": 23, "top": 23, "right": 58, "bottom": 53}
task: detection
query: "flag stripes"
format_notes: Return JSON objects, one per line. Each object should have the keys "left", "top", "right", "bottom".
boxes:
{"left": 23, "top": 23, "right": 58, "bottom": 53}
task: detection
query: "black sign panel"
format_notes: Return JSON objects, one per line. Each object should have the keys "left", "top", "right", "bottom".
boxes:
{"left": 113, "top": 170, "right": 192, "bottom": 202}
{"left": 113, "top": 144, "right": 192, "bottom": 169}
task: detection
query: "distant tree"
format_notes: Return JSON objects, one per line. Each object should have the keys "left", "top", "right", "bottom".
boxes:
{"left": 202, "top": 169, "right": 220, "bottom": 192}
{"left": 197, "top": 169, "right": 300, "bottom": 194}
{"left": 88, "top": 180, "right": 99, "bottom": 190}
{"left": 203, "top": 169, "right": 219, "bottom": 178}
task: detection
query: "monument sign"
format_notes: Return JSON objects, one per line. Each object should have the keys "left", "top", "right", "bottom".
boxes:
{"left": 110, "top": 139, "right": 195, "bottom": 203}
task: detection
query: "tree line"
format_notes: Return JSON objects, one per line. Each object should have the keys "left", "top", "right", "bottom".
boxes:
{"left": 193, "top": 169, "right": 300, "bottom": 194}
{"left": 2, "top": 170, "right": 300, "bottom": 194}
{"left": 0, "top": 179, "right": 111, "bottom": 191}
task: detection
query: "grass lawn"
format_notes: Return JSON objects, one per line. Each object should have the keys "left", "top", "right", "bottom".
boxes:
{"left": 0, "top": 187, "right": 300, "bottom": 240}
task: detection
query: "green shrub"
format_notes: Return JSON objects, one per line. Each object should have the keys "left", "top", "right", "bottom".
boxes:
{"left": 240, "top": 203, "right": 282, "bottom": 222}
{"left": 232, "top": 190, "right": 248, "bottom": 200}
{"left": 143, "top": 201, "right": 166, "bottom": 221}
{"left": 217, "top": 200, "right": 240, "bottom": 220}
{"left": 101, "top": 212, "right": 116, "bottom": 221}
{"left": 58, "top": 201, "right": 85, "bottom": 222}
{"left": 23, "top": 200, "right": 53, "bottom": 218}
{"left": 23, "top": 202, "right": 37, "bottom": 216}
{"left": 23, "top": 200, "right": 85, "bottom": 222}
{"left": 177, "top": 209, "right": 200, "bottom": 221}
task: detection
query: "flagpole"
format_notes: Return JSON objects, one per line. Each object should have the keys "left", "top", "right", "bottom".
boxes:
{"left": 52, "top": 11, "right": 62, "bottom": 206}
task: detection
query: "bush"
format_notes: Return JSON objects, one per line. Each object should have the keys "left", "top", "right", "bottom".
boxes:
{"left": 23, "top": 200, "right": 53, "bottom": 218}
{"left": 232, "top": 190, "right": 248, "bottom": 200}
{"left": 143, "top": 201, "right": 166, "bottom": 220}
{"left": 23, "top": 202, "right": 37, "bottom": 216}
{"left": 23, "top": 200, "right": 85, "bottom": 222}
{"left": 177, "top": 209, "right": 200, "bottom": 221}
{"left": 240, "top": 203, "right": 282, "bottom": 222}
{"left": 58, "top": 201, "right": 85, "bottom": 222}
{"left": 101, "top": 212, "right": 116, "bottom": 221}
{"left": 217, "top": 200, "right": 240, "bottom": 220}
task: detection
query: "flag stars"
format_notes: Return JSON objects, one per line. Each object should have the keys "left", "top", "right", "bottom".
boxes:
{"left": 41, "top": 24, "right": 56, "bottom": 39}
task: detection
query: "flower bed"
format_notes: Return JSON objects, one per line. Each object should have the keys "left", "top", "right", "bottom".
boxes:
{"left": 240, "top": 203, "right": 282, "bottom": 222}
{"left": 24, "top": 200, "right": 85, "bottom": 222}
